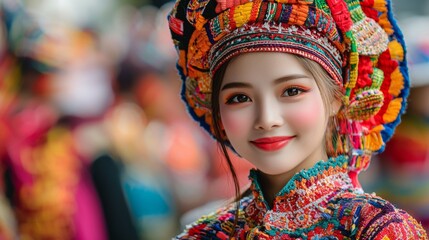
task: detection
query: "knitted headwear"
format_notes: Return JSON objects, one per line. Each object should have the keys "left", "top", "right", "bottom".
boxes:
{"left": 168, "top": 0, "right": 409, "bottom": 184}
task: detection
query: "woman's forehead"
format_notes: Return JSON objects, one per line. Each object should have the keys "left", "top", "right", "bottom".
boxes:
{"left": 222, "top": 52, "right": 311, "bottom": 84}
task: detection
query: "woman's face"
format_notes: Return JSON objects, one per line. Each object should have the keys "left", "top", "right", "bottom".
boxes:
{"left": 219, "top": 52, "right": 329, "bottom": 175}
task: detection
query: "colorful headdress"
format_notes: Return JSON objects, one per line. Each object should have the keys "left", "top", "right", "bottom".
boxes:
{"left": 168, "top": 0, "right": 409, "bottom": 185}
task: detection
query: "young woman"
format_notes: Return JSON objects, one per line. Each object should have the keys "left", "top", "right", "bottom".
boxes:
{"left": 168, "top": 0, "right": 428, "bottom": 238}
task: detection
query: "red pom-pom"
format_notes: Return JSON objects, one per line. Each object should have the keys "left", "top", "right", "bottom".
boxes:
{"left": 360, "top": 0, "right": 379, "bottom": 20}
{"left": 356, "top": 56, "right": 373, "bottom": 88}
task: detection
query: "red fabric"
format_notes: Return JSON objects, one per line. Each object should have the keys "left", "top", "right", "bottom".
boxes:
{"left": 356, "top": 56, "right": 374, "bottom": 89}
{"left": 326, "top": 0, "right": 353, "bottom": 31}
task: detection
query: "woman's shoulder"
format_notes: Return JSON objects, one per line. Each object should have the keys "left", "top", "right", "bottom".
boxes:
{"left": 175, "top": 197, "right": 253, "bottom": 240}
{"left": 334, "top": 190, "right": 428, "bottom": 239}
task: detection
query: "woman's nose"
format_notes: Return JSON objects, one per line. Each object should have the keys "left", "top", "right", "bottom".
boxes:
{"left": 254, "top": 98, "right": 284, "bottom": 131}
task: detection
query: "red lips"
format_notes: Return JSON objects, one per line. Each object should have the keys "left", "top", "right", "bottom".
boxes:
{"left": 250, "top": 136, "right": 295, "bottom": 151}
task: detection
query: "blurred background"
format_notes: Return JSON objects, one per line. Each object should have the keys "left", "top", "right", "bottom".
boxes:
{"left": 0, "top": 0, "right": 427, "bottom": 239}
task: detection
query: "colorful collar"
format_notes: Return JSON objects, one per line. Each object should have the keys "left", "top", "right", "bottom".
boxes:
{"left": 248, "top": 155, "right": 354, "bottom": 214}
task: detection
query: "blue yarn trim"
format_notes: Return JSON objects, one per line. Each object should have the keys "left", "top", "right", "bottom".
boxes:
{"left": 377, "top": 0, "right": 410, "bottom": 154}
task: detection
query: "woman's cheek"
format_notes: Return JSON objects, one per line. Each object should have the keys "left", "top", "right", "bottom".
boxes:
{"left": 220, "top": 110, "right": 249, "bottom": 137}
{"left": 287, "top": 97, "right": 324, "bottom": 128}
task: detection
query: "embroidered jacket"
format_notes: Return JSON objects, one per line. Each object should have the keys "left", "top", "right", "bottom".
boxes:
{"left": 176, "top": 156, "right": 428, "bottom": 239}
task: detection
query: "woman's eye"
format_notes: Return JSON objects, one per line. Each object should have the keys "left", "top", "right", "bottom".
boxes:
{"left": 282, "top": 87, "right": 305, "bottom": 97}
{"left": 226, "top": 94, "right": 251, "bottom": 104}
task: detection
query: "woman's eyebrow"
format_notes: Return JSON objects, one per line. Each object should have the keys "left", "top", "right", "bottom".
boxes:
{"left": 274, "top": 74, "right": 309, "bottom": 85}
{"left": 221, "top": 82, "right": 252, "bottom": 91}
{"left": 221, "top": 74, "right": 309, "bottom": 91}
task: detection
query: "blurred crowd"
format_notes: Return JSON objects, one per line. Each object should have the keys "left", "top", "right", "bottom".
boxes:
{"left": 0, "top": 0, "right": 427, "bottom": 239}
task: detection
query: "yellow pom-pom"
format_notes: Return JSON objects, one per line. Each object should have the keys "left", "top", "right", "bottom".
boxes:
{"left": 364, "top": 125, "right": 384, "bottom": 151}
{"left": 373, "top": 0, "right": 387, "bottom": 12}
{"left": 383, "top": 98, "right": 403, "bottom": 123}
{"left": 389, "top": 67, "right": 404, "bottom": 96}
{"left": 378, "top": 14, "right": 394, "bottom": 35}
{"left": 388, "top": 40, "right": 404, "bottom": 61}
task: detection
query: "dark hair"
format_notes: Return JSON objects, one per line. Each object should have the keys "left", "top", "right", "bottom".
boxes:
{"left": 211, "top": 61, "right": 243, "bottom": 236}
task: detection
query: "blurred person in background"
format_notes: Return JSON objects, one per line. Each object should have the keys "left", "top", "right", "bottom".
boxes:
{"left": 363, "top": 17, "right": 429, "bottom": 232}
{"left": 106, "top": 72, "right": 178, "bottom": 240}
{"left": 1, "top": 3, "right": 111, "bottom": 237}
{"left": 0, "top": 1, "right": 21, "bottom": 238}
{"left": 96, "top": 59, "right": 179, "bottom": 239}
{"left": 1, "top": 0, "right": 142, "bottom": 239}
